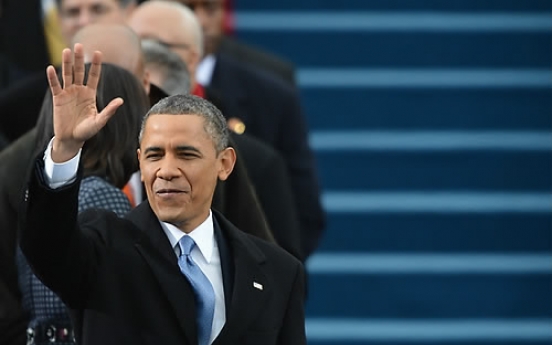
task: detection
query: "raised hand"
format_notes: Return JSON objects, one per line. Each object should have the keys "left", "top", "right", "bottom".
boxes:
{"left": 48, "top": 43, "right": 124, "bottom": 162}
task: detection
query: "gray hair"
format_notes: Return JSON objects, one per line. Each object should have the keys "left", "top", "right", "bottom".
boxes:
{"left": 139, "top": 94, "right": 228, "bottom": 153}
{"left": 56, "top": 0, "right": 136, "bottom": 8}
{"left": 141, "top": 39, "right": 191, "bottom": 95}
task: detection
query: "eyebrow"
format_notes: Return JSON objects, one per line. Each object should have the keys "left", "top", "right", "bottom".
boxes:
{"left": 143, "top": 146, "right": 202, "bottom": 154}
{"left": 143, "top": 147, "right": 163, "bottom": 155}
{"left": 175, "top": 145, "right": 202, "bottom": 155}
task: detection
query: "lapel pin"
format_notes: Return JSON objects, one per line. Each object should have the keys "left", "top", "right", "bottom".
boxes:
{"left": 253, "top": 282, "right": 263, "bottom": 291}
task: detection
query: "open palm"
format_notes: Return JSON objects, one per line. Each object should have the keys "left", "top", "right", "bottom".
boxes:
{"left": 47, "top": 44, "right": 123, "bottom": 161}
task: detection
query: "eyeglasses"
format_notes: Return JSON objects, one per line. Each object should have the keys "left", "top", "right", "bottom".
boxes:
{"left": 146, "top": 37, "right": 191, "bottom": 51}
{"left": 181, "top": 0, "right": 223, "bottom": 14}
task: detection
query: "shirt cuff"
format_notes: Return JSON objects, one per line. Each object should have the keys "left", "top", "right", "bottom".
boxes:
{"left": 43, "top": 137, "right": 82, "bottom": 189}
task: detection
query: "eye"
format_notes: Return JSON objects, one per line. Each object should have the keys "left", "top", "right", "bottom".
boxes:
{"left": 146, "top": 153, "right": 162, "bottom": 160}
{"left": 179, "top": 152, "right": 200, "bottom": 159}
{"left": 62, "top": 7, "right": 80, "bottom": 18}
{"left": 91, "top": 4, "right": 109, "bottom": 15}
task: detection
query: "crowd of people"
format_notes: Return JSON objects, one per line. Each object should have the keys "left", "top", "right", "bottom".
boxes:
{"left": 0, "top": 0, "right": 325, "bottom": 344}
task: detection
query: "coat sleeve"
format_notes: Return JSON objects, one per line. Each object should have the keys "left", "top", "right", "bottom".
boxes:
{"left": 19, "top": 159, "right": 102, "bottom": 309}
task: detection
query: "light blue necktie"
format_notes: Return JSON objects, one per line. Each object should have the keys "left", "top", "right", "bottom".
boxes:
{"left": 178, "top": 236, "right": 215, "bottom": 345}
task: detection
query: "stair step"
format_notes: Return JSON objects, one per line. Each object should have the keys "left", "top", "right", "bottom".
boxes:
{"left": 237, "top": 31, "right": 551, "bottom": 68}
{"left": 235, "top": 0, "right": 551, "bottom": 12}
{"left": 305, "top": 319, "right": 552, "bottom": 345}
{"left": 314, "top": 150, "right": 552, "bottom": 191}
{"left": 316, "top": 213, "right": 552, "bottom": 252}
{"left": 301, "top": 88, "right": 551, "bottom": 130}
{"left": 305, "top": 273, "right": 552, "bottom": 318}
{"left": 307, "top": 341, "right": 550, "bottom": 345}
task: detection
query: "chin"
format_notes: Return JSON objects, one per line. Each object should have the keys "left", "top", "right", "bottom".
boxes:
{"left": 152, "top": 206, "right": 180, "bottom": 223}
{"left": 157, "top": 212, "right": 181, "bottom": 224}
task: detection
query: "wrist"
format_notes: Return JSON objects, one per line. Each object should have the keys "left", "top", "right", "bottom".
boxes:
{"left": 51, "top": 137, "right": 84, "bottom": 163}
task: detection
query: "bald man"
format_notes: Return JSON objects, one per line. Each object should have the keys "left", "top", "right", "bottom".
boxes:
{"left": 72, "top": 23, "right": 150, "bottom": 93}
{"left": 0, "top": 24, "right": 150, "bottom": 345}
{"left": 128, "top": 1, "right": 203, "bottom": 91}
{"left": 128, "top": 0, "right": 325, "bottom": 260}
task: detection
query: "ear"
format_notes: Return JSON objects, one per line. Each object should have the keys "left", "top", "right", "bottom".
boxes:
{"left": 217, "top": 147, "right": 236, "bottom": 181}
{"left": 187, "top": 47, "right": 201, "bottom": 76}
{"left": 137, "top": 148, "right": 144, "bottom": 182}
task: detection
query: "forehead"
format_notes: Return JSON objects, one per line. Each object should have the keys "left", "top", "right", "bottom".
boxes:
{"left": 142, "top": 114, "right": 209, "bottom": 142}
{"left": 61, "top": 0, "right": 121, "bottom": 9}
{"left": 130, "top": 10, "right": 189, "bottom": 43}
{"left": 80, "top": 35, "right": 142, "bottom": 74}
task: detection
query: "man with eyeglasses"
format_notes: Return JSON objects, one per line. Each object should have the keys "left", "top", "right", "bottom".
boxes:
{"left": 171, "top": 0, "right": 296, "bottom": 85}
{"left": 57, "top": 0, "right": 137, "bottom": 45}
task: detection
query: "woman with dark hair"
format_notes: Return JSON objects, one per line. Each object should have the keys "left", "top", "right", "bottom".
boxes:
{"left": 17, "top": 63, "right": 150, "bottom": 345}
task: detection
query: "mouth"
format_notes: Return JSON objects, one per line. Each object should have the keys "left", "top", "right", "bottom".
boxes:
{"left": 155, "top": 189, "right": 186, "bottom": 197}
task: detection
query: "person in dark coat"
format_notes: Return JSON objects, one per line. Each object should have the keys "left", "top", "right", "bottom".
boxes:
{"left": 21, "top": 46, "right": 307, "bottom": 345}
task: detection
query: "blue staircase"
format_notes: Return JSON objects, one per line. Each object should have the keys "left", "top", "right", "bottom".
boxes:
{"left": 234, "top": 1, "right": 552, "bottom": 344}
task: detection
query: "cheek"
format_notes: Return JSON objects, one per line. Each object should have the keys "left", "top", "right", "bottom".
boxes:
{"left": 98, "top": 11, "right": 120, "bottom": 24}
{"left": 188, "top": 163, "right": 218, "bottom": 185}
{"left": 139, "top": 164, "right": 156, "bottom": 184}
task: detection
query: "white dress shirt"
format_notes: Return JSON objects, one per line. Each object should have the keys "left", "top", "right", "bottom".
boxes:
{"left": 160, "top": 213, "right": 226, "bottom": 344}
{"left": 196, "top": 54, "right": 217, "bottom": 87}
{"left": 43, "top": 138, "right": 226, "bottom": 344}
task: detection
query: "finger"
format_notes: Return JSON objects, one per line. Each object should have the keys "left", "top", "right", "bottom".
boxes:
{"left": 86, "top": 51, "right": 103, "bottom": 91}
{"left": 97, "top": 97, "right": 124, "bottom": 126}
{"left": 46, "top": 66, "right": 63, "bottom": 96}
{"left": 61, "top": 48, "right": 73, "bottom": 88}
{"left": 73, "top": 43, "right": 85, "bottom": 86}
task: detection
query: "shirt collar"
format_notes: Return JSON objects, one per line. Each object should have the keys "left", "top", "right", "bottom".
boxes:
{"left": 196, "top": 54, "right": 217, "bottom": 87}
{"left": 159, "top": 210, "right": 215, "bottom": 263}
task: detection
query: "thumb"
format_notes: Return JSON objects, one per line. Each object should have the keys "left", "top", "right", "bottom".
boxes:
{"left": 97, "top": 97, "right": 124, "bottom": 126}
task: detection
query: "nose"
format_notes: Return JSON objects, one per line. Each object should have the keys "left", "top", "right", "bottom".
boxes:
{"left": 76, "top": 10, "right": 93, "bottom": 28}
{"left": 156, "top": 156, "right": 181, "bottom": 181}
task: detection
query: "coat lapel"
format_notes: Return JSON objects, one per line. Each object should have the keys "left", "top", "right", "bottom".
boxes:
{"left": 212, "top": 212, "right": 270, "bottom": 344}
{"left": 127, "top": 202, "right": 198, "bottom": 345}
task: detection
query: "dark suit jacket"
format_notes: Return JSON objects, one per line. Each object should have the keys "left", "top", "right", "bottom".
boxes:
{"left": 210, "top": 53, "right": 325, "bottom": 258}
{"left": 20, "top": 162, "right": 307, "bottom": 345}
{"left": 231, "top": 133, "right": 303, "bottom": 261}
{"left": 204, "top": 88, "right": 302, "bottom": 260}
{"left": 218, "top": 37, "right": 296, "bottom": 86}
{"left": 0, "top": 130, "right": 8, "bottom": 151}
{"left": 211, "top": 137, "right": 275, "bottom": 245}
{"left": 0, "top": 129, "right": 36, "bottom": 345}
